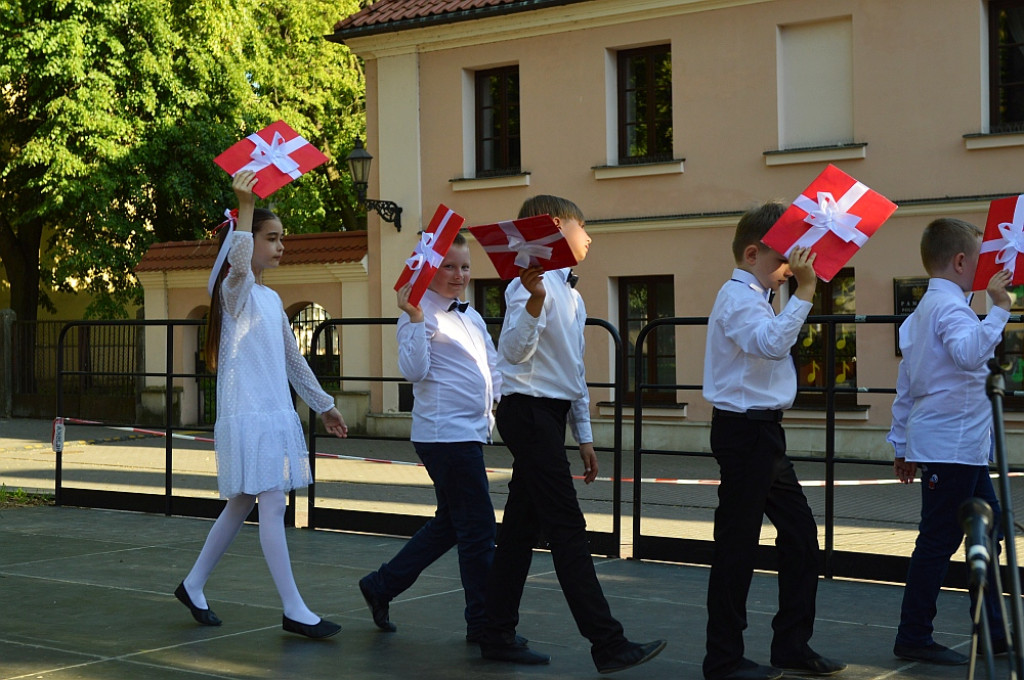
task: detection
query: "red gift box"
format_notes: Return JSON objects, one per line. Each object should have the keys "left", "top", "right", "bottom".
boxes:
{"left": 974, "top": 194, "right": 1024, "bottom": 290}
{"left": 394, "top": 204, "right": 466, "bottom": 307}
{"left": 762, "top": 164, "right": 897, "bottom": 282}
{"left": 467, "top": 215, "right": 578, "bottom": 280}
{"left": 213, "top": 120, "right": 328, "bottom": 198}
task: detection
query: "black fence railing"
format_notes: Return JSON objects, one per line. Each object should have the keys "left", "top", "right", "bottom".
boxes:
{"left": 46, "top": 314, "right": 1024, "bottom": 587}
{"left": 630, "top": 314, "right": 1024, "bottom": 590}
{"left": 14, "top": 320, "right": 139, "bottom": 420}
{"left": 303, "top": 317, "right": 626, "bottom": 558}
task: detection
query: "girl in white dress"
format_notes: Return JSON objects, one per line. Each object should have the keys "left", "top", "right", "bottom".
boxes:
{"left": 174, "top": 170, "right": 348, "bottom": 639}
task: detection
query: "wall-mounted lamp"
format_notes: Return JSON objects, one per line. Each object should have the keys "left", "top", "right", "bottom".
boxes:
{"left": 346, "top": 138, "right": 403, "bottom": 232}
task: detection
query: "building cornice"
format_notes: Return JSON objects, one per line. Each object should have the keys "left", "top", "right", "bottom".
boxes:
{"left": 584, "top": 195, "right": 1015, "bottom": 234}
{"left": 340, "top": 0, "right": 772, "bottom": 58}
{"left": 136, "top": 260, "right": 369, "bottom": 291}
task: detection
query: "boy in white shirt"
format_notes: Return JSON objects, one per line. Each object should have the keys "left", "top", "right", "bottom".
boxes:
{"left": 702, "top": 201, "right": 845, "bottom": 680}
{"left": 889, "top": 217, "right": 1013, "bottom": 665}
{"left": 358, "top": 234, "right": 502, "bottom": 642}
{"left": 478, "top": 195, "right": 666, "bottom": 674}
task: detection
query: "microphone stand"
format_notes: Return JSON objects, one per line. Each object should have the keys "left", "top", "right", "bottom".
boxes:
{"left": 970, "top": 580, "right": 998, "bottom": 680}
{"left": 986, "top": 358, "right": 1024, "bottom": 679}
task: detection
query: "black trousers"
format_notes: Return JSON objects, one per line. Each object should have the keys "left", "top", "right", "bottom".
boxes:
{"left": 703, "top": 415, "right": 820, "bottom": 680}
{"left": 482, "top": 393, "right": 626, "bottom": 652}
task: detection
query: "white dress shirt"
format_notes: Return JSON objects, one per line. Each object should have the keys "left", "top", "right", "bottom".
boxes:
{"left": 397, "top": 288, "right": 502, "bottom": 443}
{"left": 703, "top": 268, "right": 812, "bottom": 412}
{"left": 498, "top": 267, "right": 593, "bottom": 444}
{"left": 887, "top": 277, "right": 1009, "bottom": 464}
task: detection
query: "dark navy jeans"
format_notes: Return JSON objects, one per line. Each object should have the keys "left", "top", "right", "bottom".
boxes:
{"left": 896, "top": 462, "right": 1006, "bottom": 648}
{"left": 364, "top": 440, "right": 495, "bottom": 634}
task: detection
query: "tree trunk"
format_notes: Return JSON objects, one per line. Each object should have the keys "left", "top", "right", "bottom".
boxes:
{"left": 0, "top": 213, "right": 43, "bottom": 322}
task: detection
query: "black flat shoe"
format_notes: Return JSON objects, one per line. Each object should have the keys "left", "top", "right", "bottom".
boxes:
{"left": 282, "top": 615, "right": 341, "bottom": 639}
{"left": 358, "top": 575, "right": 396, "bottom": 632}
{"left": 174, "top": 582, "right": 222, "bottom": 626}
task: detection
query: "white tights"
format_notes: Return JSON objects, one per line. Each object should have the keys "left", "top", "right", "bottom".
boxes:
{"left": 181, "top": 490, "right": 319, "bottom": 625}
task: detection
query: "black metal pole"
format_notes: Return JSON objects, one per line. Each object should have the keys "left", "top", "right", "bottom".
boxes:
{"left": 987, "top": 357, "right": 1024, "bottom": 679}
{"left": 165, "top": 323, "right": 174, "bottom": 516}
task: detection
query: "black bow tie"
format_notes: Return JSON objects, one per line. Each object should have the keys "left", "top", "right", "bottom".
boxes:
{"left": 448, "top": 300, "right": 469, "bottom": 313}
{"left": 566, "top": 270, "right": 579, "bottom": 288}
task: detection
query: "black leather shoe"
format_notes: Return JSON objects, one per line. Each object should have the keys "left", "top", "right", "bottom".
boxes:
{"left": 480, "top": 640, "right": 550, "bottom": 665}
{"left": 713, "top": 659, "right": 783, "bottom": 680}
{"left": 594, "top": 639, "right": 667, "bottom": 674}
{"left": 358, "top": 575, "right": 396, "bottom": 632}
{"left": 893, "top": 642, "right": 968, "bottom": 665}
{"left": 174, "top": 582, "right": 222, "bottom": 626}
{"left": 980, "top": 638, "right": 1009, "bottom": 656}
{"left": 770, "top": 654, "right": 846, "bottom": 676}
{"left": 282, "top": 615, "right": 341, "bottom": 639}
{"left": 466, "top": 630, "right": 527, "bottom": 645}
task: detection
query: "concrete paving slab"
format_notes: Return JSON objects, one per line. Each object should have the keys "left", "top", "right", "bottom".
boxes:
{"left": 0, "top": 504, "right": 1004, "bottom": 680}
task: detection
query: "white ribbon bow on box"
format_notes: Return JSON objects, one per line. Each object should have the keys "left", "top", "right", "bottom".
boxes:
{"left": 237, "top": 130, "right": 305, "bottom": 179}
{"left": 482, "top": 220, "right": 560, "bottom": 268}
{"left": 980, "top": 197, "right": 1024, "bottom": 277}
{"left": 788, "top": 185, "right": 871, "bottom": 256}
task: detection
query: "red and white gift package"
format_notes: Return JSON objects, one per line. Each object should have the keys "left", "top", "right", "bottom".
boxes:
{"left": 467, "top": 215, "right": 577, "bottom": 280}
{"left": 394, "top": 204, "right": 467, "bottom": 307}
{"left": 973, "top": 194, "right": 1024, "bottom": 290}
{"left": 762, "top": 164, "right": 898, "bottom": 282}
{"left": 213, "top": 120, "right": 328, "bottom": 198}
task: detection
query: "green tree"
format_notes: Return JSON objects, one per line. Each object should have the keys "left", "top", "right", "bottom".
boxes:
{"left": 0, "top": 0, "right": 366, "bottom": 321}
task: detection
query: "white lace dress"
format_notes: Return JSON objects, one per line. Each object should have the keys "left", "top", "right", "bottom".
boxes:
{"left": 213, "top": 231, "right": 335, "bottom": 499}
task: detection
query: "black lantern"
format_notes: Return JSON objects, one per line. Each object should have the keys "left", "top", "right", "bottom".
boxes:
{"left": 346, "top": 138, "right": 403, "bottom": 231}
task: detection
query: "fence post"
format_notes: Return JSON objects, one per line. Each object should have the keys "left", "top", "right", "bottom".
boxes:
{"left": 0, "top": 309, "right": 14, "bottom": 418}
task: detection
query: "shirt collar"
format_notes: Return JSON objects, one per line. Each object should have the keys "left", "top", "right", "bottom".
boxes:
{"left": 927, "top": 277, "right": 972, "bottom": 303}
{"left": 730, "top": 268, "right": 772, "bottom": 300}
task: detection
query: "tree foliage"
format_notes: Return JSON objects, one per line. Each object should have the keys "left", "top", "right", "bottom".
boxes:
{"left": 0, "top": 0, "right": 367, "bottom": 320}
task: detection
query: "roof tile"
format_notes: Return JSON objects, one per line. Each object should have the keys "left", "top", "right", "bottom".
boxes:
{"left": 334, "top": 0, "right": 525, "bottom": 31}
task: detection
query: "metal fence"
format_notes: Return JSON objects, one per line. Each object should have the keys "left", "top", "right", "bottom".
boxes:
{"left": 629, "top": 314, "right": 1024, "bottom": 589}
{"left": 45, "top": 314, "right": 1024, "bottom": 588}
{"left": 14, "top": 320, "right": 139, "bottom": 420}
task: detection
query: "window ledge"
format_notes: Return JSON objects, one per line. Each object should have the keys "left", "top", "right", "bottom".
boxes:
{"left": 596, "top": 401, "right": 687, "bottom": 418}
{"left": 449, "top": 173, "right": 531, "bottom": 192}
{"left": 591, "top": 159, "right": 684, "bottom": 180}
{"left": 763, "top": 143, "right": 867, "bottom": 167}
{"left": 786, "top": 406, "right": 870, "bottom": 421}
{"left": 963, "top": 131, "right": 1024, "bottom": 150}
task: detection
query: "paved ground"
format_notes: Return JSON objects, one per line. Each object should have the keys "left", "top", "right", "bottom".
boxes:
{"left": 1, "top": 417, "right": 1023, "bottom": 679}
{"left": 0, "top": 504, "right": 1003, "bottom": 680}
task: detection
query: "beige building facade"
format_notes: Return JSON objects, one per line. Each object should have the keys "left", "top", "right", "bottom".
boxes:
{"left": 329, "top": 0, "right": 1024, "bottom": 461}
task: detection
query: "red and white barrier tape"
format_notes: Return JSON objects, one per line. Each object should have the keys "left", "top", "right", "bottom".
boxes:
{"left": 53, "top": 417, "right": 1024, "bottom": 487}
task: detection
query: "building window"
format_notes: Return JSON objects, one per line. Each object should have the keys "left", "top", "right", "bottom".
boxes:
{"left": 790, "top": 268, "right": 857, "bottom": 407}
{"left": 777, "top": 17, "right": 853, "bottom": 149}
{"left": 620, "top": 276, "right": 675, "bottom": 403}
{"left": 475, "top": 66, "right": 520, "bottom": 176}
{"left": 998, "top": 284, "right": 1024, "bottom": 409}
{"left": 618, "top": 45, "right": 673, "bottom": 164}
{"left": 473, "top": 278, "right": 510, "bottom": 347}
{"left": 990, "top": 1, "right": 1024, "bottom": 132}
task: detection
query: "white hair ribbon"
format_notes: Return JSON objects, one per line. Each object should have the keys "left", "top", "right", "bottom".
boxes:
{"left": 207, "top": 208, "right": 237, "bottom": 297}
